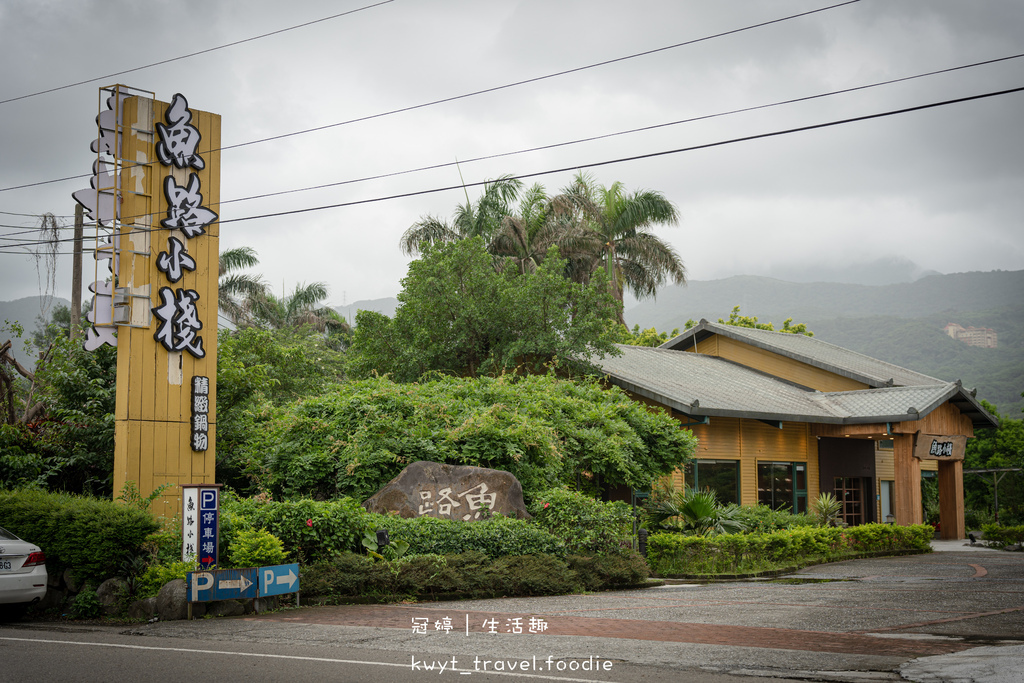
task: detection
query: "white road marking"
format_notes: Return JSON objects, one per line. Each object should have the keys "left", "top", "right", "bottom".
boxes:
{"left": 0, "top": 636, "right": 623, "bottom": 682}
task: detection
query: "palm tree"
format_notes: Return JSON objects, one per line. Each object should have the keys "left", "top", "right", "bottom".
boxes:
{"left": 399, "top": 175, "right": 524, "bottom": 256}
{"left": 218, "top": 247, "right": 266, "bottom": 327}
{"left": 246, "top": 281, "right": 348, "bottom": 335}
{"left": 556, "top": 172, "right": 685, "bottom": 326}
{"left": 488, "top": 183, "right": 569, "bottom": 274}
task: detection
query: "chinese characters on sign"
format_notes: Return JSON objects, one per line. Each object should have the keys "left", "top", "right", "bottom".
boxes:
{"left": 152, "top": 93, "right": 216, "bottom": 362}
{"left": 913, "top": 433, "right": 967, "bottom": 461}
{"left": 182, "top": 485, "right": 219, "bottom": 568}
{"left": 411, "top": 615, "right": 548, "bottom": 635}
{"left": 416, "top": 483, "right": 498, "bottom": 521}
{"left": 191, "top": 376, "right": 210, "bottom": 452}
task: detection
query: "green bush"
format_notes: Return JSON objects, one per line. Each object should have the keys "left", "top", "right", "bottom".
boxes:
{"left": 528, "top": 488, "right": 634, "bottom": 554}
{"left": 135, "top": 561, "right": 195, "bottom": 600}
{"left": 842, "top": 523, "right": 933, "bottom": 552}
{"left": 647, "top": 524, "right": 930, "bottom": 576}
{"left": 0, "top": 425, "right": 51, "bottom": 489}
{"left": 0, "top": 488, "right": 160, "bottom": 585}
{"left": 221, "top": 494, "right": 370, "bottom": 563}
{"left": 72, "top": 584, "right": 102, "bottom": 619}
{"left": 301, "top": 550, "right": 582, "bottom": 601}
{"left": 369, "top": 513, "right": 563, "bottom": 558}
{"left": 980, "top": 524, "right": 1024, "bottom": 548}
{"left": 228, "top": 528, "right": 288, "bottom": 568}
{"left": 726, "top": 504, "right": 816, "bottom": 533}
{"left": 566, "top": 550, "right": 650, "bottom": 590}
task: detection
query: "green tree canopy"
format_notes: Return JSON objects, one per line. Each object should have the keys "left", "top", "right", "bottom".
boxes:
{"left": 683, "top": 306, "right": 814, "bottom": 337}
{"left": 228, "top": 374, "right": 697, "bottom": 501}
{"left": 349, "top": 237, "right": 622, "bottom": 381}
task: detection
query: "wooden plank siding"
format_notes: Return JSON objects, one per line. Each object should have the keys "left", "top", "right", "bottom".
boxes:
{"left": 684, "top": 334, "right": 870, "bottom": 392}
{"left": 113, "top": 95, "right": 220, "bottom": 518}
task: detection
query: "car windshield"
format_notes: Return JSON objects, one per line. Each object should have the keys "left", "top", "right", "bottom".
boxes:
{"left": 0, "top": 526, "right": 20, "bottom": 541}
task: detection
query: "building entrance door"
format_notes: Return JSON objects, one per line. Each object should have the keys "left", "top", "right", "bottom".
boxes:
{"left": 834, "top": 477, "right": 864, "bottom": 526}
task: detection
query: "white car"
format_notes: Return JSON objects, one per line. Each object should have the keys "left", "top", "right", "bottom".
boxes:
{"left": 0, "top": 525, "right": 48, "bottom": 619}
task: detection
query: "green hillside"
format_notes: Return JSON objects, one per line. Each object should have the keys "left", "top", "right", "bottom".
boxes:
{"left": 625, "top": 271, "right": 1024, "bottom": 416}
{"left": 809, "top": 306, "right": 1024, "bottom": 415}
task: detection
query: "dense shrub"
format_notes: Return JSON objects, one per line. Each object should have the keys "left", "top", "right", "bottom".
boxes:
{"left": 0, "top": 425, "right": 51, "bottom": 489}
{"left": 229, "top": 374, "right": 696, "bottom": 501}
{"left": 369, "top": 513, "right": 563, "bottom": 558}
{"left": 301, "top": 550, "right": 582, "bottom": 601}
{"left": 228, "top": 528, "right": 288, "bottom": 568}
{"left": 567, "top": 551, "right": 650, "bottom": 590}
{"left": 0, "top": 488, "right": 160, "bottom": 585}
{"left": 528, "top": 488, "right": 634, "bottom": 554}
{"left": 647, "top": 524, "right": 932, "bottom": 576}
{"left": 221, "top": 494, "right": 370, "bottom": 563}
{"left": 842, "top": 523, "right": 933, "bottom": 552}
{"left": 726, "top": 504, "right": 816, "bottom": 533}
{"left": 980, "top": 523, "right": 1024, "bottom": 548}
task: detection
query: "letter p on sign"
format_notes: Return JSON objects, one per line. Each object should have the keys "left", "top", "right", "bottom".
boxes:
{"left": 192, "top": 571, "right": 213, "bottom": 602}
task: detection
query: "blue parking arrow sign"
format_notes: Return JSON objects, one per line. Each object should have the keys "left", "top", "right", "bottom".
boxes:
{"left": 186, "top": 568, "right": 259, "bottom": 602}
{"left": 259, "top": 563, "right": 300, "bottom": 597}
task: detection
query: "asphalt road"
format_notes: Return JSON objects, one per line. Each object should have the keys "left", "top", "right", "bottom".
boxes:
{"left": 2, "top": 543, "right": 1022, "bottom": 682}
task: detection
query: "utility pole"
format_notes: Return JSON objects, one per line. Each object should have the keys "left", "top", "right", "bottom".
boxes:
{"left": 70, "top": 203, "right": 84, "bottom": 340}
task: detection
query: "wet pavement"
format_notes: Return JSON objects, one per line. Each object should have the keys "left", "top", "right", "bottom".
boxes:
{"left": 6, "top": 541, "right": 1022, "bottom": 681}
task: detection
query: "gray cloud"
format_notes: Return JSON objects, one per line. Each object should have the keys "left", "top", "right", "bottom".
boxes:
{"left": 2, "top": 0, "right": 1022, "bottom": 308}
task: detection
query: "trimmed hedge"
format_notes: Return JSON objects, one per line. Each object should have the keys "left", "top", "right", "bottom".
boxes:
{"left": 368, "top": 513, "right": 564, "bottom": 558}
{"left": 980, "top": 523, "right": 1024, "bottom": 548}
{"left": 648, "top": 523, "right": 933, "bottom": 576}
{"left": 0, "top": 488, "right": 160, "bottom": 585}
{"left": 301, "top": 549, "right": 648, "bottom": 602}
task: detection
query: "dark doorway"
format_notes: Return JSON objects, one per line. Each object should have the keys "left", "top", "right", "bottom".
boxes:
{"left": 818, "top": 437, "right": 876, "bottom": 525}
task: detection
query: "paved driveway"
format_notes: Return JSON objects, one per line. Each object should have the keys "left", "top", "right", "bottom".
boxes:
{"left": 125, "top": 542, "right": 1024, "bottom": 681}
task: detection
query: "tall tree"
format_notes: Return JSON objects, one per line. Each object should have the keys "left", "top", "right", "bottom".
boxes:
{"left": 350, "top": 238, "right": 620, "bottom": 381}
{"left": 246, "top": 281, "right": 348, "bottom": 336}
{"left": 556, "top": 172, "right": 685, "bottom": 325}
{"left": 489, "top": 183, "right": 569, "bottom": 275}
{"left": 219, "top": 247, "right": 266, "bottom": 327}
{"left": 399, "top": 175, "right": 524, "bottom": 256}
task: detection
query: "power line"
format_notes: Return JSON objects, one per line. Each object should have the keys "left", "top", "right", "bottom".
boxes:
{"left": 0, "top": 81, "right": 1019, "bottom": 255}
{"left": 8, "top": 44, "right": 1020, "bottom": 230}
{"left": 0, "top": 1, "right": 396, "bottom": 106}
{"left": 0, "top": 0, "right": 861, "bottom": 195}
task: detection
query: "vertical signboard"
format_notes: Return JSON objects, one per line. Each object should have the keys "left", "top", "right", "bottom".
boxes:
{"left": 72, "top": 86, "right": 221, "bottom": 518}
{"left": 182, "top": 483, "right": 220, "bottom": 568}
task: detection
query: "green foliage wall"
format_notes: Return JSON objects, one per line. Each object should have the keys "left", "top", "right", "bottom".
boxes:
{"left": 229, "top": 374, "right": 697, "bottom": 501}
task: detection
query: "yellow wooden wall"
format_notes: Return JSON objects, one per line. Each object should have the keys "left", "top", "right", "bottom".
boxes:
{"left": 686, "top": 334, "right": 869, "bottom": 392}
{"left": 113, "top": 95, "right": 220, "bottom": 519}
{"left": 684, "top": 417, "right": 819, "bottom": 507}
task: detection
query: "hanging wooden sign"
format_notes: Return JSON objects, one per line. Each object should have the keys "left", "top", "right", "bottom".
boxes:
{"left": 913, "top": 433, "right": 967, "bottom": 461}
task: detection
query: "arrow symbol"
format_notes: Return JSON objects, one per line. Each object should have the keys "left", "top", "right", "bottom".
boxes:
{"left": 275, "top": 568, "right": 297, "bottom": 588}
{"left": 218, "top": 575, "right": 253, "bottom": 592}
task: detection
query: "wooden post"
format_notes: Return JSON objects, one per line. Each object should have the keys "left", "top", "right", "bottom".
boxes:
{"left": 893, "top": 433, "right": 922, "bottom": 525}
{"left": 938, "top": 459, "right": 965, "bottom": 539}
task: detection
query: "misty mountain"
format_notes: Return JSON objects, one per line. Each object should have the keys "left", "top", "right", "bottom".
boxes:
{"left": 0, "top": 296, "right": 71, "bottom": 366}
{"left": 333, "top": 297, "right": 400, "bottom": 325}
{"left": 625, "top": 270, "right": 1024, "bottom": 415}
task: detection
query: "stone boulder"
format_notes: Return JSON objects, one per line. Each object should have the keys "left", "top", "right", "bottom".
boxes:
{"left": 363, "top": 461, "right": 530, "bottom": 521}
{"left": 128, "top": 596, "right": 158, "bottom": 620}
{"left": 206, "top": 600, "right": 245, "bottom": 618}
{"left": 96, "top": 577, "right": 128, "bottom": 616}
{"left": 156, "top": 579, "right": 205, "bottom": 620}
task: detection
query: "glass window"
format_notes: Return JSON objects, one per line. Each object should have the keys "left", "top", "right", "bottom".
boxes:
{"left": 758, "top": 462, "right": 807, "bottom": 512}
{"left": 685, "top": 460, "right": 739, "bottom": 505}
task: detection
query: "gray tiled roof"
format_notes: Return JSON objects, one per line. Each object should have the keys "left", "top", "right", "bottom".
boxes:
{"left": 661, "top": 321, "right": 942, "bottom": 388}
{"left": 597, "top": 345, "right": 996, "bottom": 428}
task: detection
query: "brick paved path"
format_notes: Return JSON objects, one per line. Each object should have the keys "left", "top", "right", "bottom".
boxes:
{"left": 251, "top": 603, "right": 971, "bottom": 658}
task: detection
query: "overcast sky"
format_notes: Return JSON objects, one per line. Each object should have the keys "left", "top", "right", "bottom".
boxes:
{"left": 1, "top": 0, "right": 1022, "bottom": 312}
